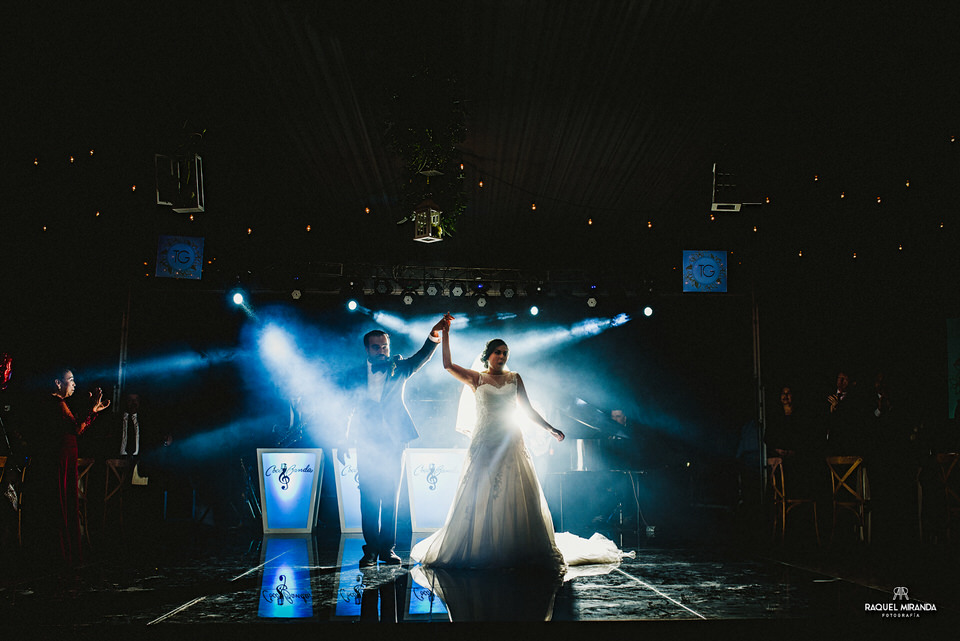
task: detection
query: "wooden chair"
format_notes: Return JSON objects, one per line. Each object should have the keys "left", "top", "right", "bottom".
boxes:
{"left": 0, "top": 455, "right": 28, "bottom": 546}
{"left": 77, "top": 457, "right": 96, "bottom": 545}
{"left": 768, "top": 456, "right": 820, "bottom": 545}
{"left": 933, "top": 453, "right": 960, "bottom": 542}
{"left": 825, "top": 455, "right": 870, "bottom": 545}
{"left": 103, "top": 458, "right": 130, "bottom": 532}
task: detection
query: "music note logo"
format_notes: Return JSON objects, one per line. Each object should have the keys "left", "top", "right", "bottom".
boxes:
{"left": 279, "top": 463, "right": 291, "bottom": 490}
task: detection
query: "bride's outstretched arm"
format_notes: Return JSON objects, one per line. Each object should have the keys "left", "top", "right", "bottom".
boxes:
{"left": 441, "top": 316, "right": 479, "bottom": 389}
{"left": 516, "top": 374, "right": 565, "bottom": 442}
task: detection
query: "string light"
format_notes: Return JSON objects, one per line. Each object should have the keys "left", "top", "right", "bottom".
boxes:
{"left": 853, "top": 252, "right": 857, "bottom": 259}
{"left": 840, "top": 192, "right": 845, "bottom": 199}
{"left": 33, "top": 158, "right": 38, "bottom": 166}
{"left": 647, "top": 221, "right": 652, "bottom": 228}
{"left": 531, "top": 203, "right": 536, "bottom": 211}
{"left": 765, "top": 196, "right": 770, "bottom": 204}
{"left": 89, "top": 149, "right": 94, "bottom": 156}
{"left": 69, "top": 156, "right": 74, "bottom": 164}
{"left": 587, "top": 218, "right": 592, "bottom": 225}
{"left": 306, "top": 224, "right": 312, "bottom": 232}
{"left": 364, "top": 207, "right": 370, "bottom": 214}
{"left": 876, "top": 196, "right": 881, "bottom": 204}
{"left": 813, "top": 174, "right": 818, "bottom": 181}
{"left": 905, "top": 179, "right": 910, "bottom": 187}
{"left": 131, "top": 185, "right": 136, "bottom": 192}
{"left": 95, "top": 211, "right": 100, "bottom": 217}
{"left": 798, "top": 250, "right": 803, "bottom": 257}
{"left": 898, "top": 244, "right": 903, "bottom": 251}
{"left": 189, "top": 214, "right": 195, "bottom": 221}
{"left": 753, "top": 226, "right": 758, "bottom": 232}
{"left": 710, "top": 214, "right": 716, "bottom": 221}
{"left": 247, "top": 227, "right": 253, "bottom": 235}
{"left": 478, "top": 180, "right": 483, "bottom": 187}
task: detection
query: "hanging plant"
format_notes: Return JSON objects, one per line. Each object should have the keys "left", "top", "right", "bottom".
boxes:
{"left": 385, "top": 65, "right": 467, "bottom": 236}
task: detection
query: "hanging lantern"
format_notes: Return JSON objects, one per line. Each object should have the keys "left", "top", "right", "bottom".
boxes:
{"left": 413, "top": 199, "right": 443, "bottom": 243}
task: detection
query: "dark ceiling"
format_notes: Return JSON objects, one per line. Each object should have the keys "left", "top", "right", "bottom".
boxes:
{"left": 4, "top": 1, "right": 960, "bottom": 297}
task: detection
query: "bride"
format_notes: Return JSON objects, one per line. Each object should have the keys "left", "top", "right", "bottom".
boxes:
{"left": 410, "top": 314, "right": 629, "bottom": 571}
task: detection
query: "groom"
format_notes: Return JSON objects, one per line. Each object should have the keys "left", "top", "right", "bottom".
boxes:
{"left": 340, "top": 315, "right": 449, "bottom": 567}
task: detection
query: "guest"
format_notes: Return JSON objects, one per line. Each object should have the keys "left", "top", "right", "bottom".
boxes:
{"left": 765, "top": 384, "right": 825, "bottom": 500}
{"left": 25, "top": 368, "right": 110, "bottom": 569}
{"left": 826, "top": 369, "right": 865, "bottom": 455}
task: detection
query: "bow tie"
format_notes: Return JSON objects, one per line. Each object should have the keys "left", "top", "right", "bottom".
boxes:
{"left": 371, "top": 361, "right": 391, "bottom": 374}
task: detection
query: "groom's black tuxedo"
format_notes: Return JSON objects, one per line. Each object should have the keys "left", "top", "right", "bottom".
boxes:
{"left": 345, "top": 337, "right": 438, "bottom": 449}
{"left": 345, "top": 335, "right": 439, "bottom": 562}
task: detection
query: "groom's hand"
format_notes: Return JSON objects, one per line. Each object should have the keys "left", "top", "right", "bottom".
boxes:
{"left": 431, "top": 314, "right": 452, "bottom": 336}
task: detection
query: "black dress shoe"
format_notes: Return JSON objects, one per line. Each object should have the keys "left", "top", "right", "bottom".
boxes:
{"left": 358, "top": 551, "right": 378, "bottom": 567}
{"left": 380, "top": 549, "right": 402, "bottom": 565}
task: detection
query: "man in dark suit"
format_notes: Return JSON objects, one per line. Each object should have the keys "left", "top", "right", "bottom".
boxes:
{"left": 339, "top": 315, "right": 450, "bottom": 567}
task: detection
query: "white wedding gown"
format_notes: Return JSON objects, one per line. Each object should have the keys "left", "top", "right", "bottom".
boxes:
{"left": 410, "top": 371, "right": 632, "bottom": 571}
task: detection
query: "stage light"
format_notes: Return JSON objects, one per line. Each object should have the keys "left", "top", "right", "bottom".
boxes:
{"left": 290, "top": 289, "right": 302, "bottom": 300}
{"left": 450, "top": 282, "right": 466, "bottom": 297}
{"left": 529, "top": 305, "right": 540, "bottom": 316}
{"left": 476, "top": 293, "right": 488, "bottom": 308}
{"left": 375, "top": 279, "right": 392, "bottom": 295}
{"left": 347, "top": 299, "right": 359, "bottom": 312}
{"left": 643, "top": 306, "right": 654, "bottom": 317}
{"left": 425, "top": 281, "right": 442, "bottom": 296}
{"left": 501, "top": 283, "right": 516, "bottom": 298}
{"left": 231, "top": 291, "right": 245, "bottom": 306}
{"left": 402, "top": 287, "right": 417, "bottom": 305}
{"left": 586, "top": 296, "right": 597, "bottom": 308}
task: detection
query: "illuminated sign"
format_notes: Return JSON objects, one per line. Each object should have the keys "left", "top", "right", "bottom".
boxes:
{"left": 682, "top": 250, "right": 728, "bottom": 293}
{"left": 256, "top": 448, "right": 323, "bottom": 533}
{"left": 333, "top": 448, "right": 362, "bottom": 532}
{"left": 156, "top": 235, "right": 204, "bottom": 280}
{"left": 404, "top": 448, "right": 468, "bottom": 531}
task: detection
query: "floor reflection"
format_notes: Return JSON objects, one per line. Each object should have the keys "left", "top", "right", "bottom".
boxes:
{"left": 409, "top": 565, "right": 566, "bottom": 621}
{"left": 257, "top": 535, "right": 316, "bottom": 618}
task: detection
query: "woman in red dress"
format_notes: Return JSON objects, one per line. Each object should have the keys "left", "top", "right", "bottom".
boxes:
{"left": 30, "top": 369, "right": 110, "bottom": 568}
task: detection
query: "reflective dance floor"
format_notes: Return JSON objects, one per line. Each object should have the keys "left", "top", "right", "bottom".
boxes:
{"left": 1, "top": 513, "right": 956, "bottom": 639}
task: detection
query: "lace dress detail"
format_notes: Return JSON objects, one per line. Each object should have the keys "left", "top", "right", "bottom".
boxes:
{"left": 411, "top": 371, "right": 564, "bottom": 570}
{"left": 410, "top": 371, "right": 633, "bottom": 571}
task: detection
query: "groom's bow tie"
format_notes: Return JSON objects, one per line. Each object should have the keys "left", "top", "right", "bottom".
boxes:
{"left": 371, "top": 361, "right": 391, "bottom": 374}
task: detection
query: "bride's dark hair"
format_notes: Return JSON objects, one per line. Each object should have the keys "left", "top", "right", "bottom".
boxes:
{"left": 480, "top": 338, "right": 508, "bottom": 368}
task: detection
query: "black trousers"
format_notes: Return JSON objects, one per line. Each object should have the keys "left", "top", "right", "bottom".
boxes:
{"left": 357, "top": 444, "right": 404, "bottom": 555}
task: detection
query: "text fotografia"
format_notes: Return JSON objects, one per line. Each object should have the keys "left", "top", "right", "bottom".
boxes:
{"left": 864, "top": 602, "right": 936, "bottom": 617}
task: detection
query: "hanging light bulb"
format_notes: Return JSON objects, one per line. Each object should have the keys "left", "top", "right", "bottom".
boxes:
{"left": 531, "top": 203, "right": 536, "bottom": 211}
{"left": 840, "top": 191, "right": 845, "bottom": 199}
{"left": 478, "top": 180, "right": 483, "bottom": 187}
{"left": 798, "top": 250, "right": 803, "bottom": 257}
{"left": 365, "top": 207, "right": 371, "bottom": 214}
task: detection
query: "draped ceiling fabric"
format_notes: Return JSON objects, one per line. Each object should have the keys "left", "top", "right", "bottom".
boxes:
{"left": 3, "top": 1, "right": 959, "bottom": 292}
